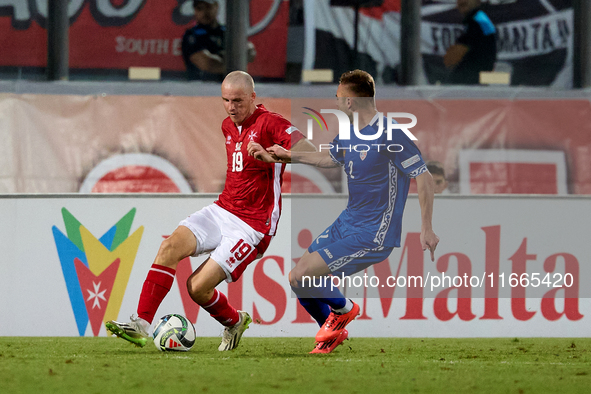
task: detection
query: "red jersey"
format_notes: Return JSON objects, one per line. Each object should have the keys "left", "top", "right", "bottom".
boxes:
{"left": 215, "top": 104, "right": 304, "bottom": 235}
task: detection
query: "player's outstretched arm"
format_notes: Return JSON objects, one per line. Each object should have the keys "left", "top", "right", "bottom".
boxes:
{"left": 248, "top": 139, "right": 322, "bottom": 164}
{"left": 264, "top": 144, "right": 291, "bottom": 162}
{"left": 268, "top": 139, "right": 339, "bottom": 168}
{"left": 264, "top": 138, "right": 316, "bottom": 162}
{"left": 416, "top": 170, "right": 439, "bottom": 261}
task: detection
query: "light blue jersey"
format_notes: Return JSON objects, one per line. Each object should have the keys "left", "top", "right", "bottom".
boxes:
{"left": 298, "top": 113, "right": 428, "bottom": 323}
{"left": 328, "top": 114, "right": 427, "bottom": 248}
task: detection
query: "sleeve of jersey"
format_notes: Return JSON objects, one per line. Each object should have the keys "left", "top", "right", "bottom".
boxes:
{"left": 328, "top": 135, "right": 345, "bottom": 167}
{"left": 269, "top": 115, "right": 305, "bottom": 149}
{"left": 383, "top": 126, "right": 427, "bottom": 178}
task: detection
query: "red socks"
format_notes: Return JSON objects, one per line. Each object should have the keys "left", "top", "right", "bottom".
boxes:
{"left": 201, "top": 289, "right": 240, "bottom": 327}
{"left": 137, "top": 264, "right": 176, "bottom": 323}
{"left": 137, "top": 264, "right": 239, "bottom": 328}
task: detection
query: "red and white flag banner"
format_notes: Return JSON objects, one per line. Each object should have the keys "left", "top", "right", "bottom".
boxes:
{"left": 306, "top": 0, "right": 573, "bottom": 87}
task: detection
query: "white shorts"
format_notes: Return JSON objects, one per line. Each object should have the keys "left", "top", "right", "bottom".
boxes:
{"left": 179, "top": 204, "right": 267, "bottom": 282}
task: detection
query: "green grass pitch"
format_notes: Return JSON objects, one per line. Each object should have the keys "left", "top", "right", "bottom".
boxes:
{"left": 1, "top": 337, "right": 590, "bottom": 394}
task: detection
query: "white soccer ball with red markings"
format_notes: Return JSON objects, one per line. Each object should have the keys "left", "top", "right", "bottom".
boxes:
{"left": 152, "top": 314, "right": 196, "bottom": 352}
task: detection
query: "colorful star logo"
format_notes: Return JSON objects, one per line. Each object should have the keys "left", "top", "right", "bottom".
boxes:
{"left": 52, "top": 208, "right": 144, "bottom": 336}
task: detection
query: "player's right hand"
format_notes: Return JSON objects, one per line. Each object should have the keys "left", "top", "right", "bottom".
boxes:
{"left": 421, "top": 229, "right": 439, "bottom": 262}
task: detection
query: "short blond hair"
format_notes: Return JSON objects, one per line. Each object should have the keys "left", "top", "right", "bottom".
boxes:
{"left": 339, "top": 70, "right": 375, "bottom": 98}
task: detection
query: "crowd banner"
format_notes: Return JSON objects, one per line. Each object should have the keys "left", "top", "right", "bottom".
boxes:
{"left": 1, "top": 93, "right": 590, "bottom": 194}
{"left": 0, "top": 194, "right": 589, "bottom": 337}
{"left": 0, "top": 0, "right": 288, "bottom": 79}
{"left": 306, "top": 0, "right": 573, "bottom": 88}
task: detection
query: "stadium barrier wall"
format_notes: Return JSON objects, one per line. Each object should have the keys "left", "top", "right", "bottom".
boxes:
{"left": 1, "top": 194, "right": 589, "bottom": 338}
{"left": 1, "top": 89, "right": 591, "bottom": 194}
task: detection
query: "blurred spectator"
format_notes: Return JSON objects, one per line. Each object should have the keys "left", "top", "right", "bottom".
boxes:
{"left": 182, "top": 0, "right": 256, "bottom": 81}
{"left": 426, "top": 161, "right": 449, "bottom": 194}
{"left": 443, "top": 0, "right": 497, "bottom": 85}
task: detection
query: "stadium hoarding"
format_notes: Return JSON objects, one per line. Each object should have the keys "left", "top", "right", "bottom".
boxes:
{"left": 2, "top": 93, "right": 591, "bottom": 195}
{"left": 0, "top": 0, "right": 288, "bottom": 79}
{"left": 0, "top": 194, "right": 589, "bottom": 338}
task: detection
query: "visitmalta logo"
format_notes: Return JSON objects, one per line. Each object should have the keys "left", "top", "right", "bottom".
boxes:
{"left": 52, "top": 208, "right": 144, "bottom": 336}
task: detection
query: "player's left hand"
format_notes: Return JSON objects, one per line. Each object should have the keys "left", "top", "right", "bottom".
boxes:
{"left": 248, "top": 141, "right": 278, "bottom": 163}
{"left": 421, "top": 229, "right": 439, "bottom": 262}
{"left": 247, "top": 141, "right": 265, "bottom": 159}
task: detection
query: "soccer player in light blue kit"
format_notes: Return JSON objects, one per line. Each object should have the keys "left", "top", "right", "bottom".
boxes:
{"left": 248, "top": 70, "right": 439, "bottom": 353}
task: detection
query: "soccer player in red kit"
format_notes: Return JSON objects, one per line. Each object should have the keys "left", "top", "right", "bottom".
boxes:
{"left": 106, "top": 71, "right": 309, "bottom": 351}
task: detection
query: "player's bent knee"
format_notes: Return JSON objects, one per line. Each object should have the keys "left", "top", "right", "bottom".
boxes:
{"left": 288, "top": 271, "right": 300, "bottom": 289}
{"left": 289, "top": 271, "right": 300, "bottom": 289}
{"left": 186, "top": 260, "right": 224, "bottom": 305}
{"left": 186, "top": 278, "right": 198, "bottom": 299}
{"left": 289, "top": 264, "right": 308, "bottom": 287}
{"left": 186, "top": 276, "right": 211, "bottom": 304}
{"left": 155, "top": 231, "right": 196, "bottom": 268}
{"left": 290, "top": 255, "right": 318, "bottom": 283}
{"left": 155, "top": 238, "right": 181, "bottom": 267}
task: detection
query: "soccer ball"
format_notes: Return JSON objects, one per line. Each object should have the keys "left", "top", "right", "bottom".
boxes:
{"left": 152, "top": 314, "right": 196, "bottom": 352}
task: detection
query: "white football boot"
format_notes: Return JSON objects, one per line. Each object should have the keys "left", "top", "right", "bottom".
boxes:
{"left": 218, "top": 311, "right": 252, "bottom": 351}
